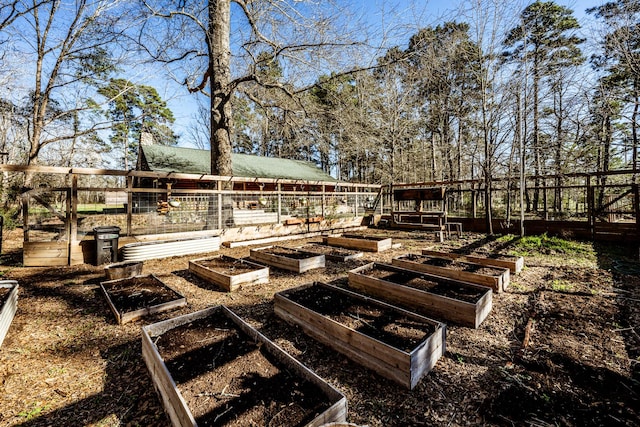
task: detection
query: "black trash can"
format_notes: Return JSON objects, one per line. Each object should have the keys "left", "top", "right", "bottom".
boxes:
{"left": 94, "top": 226, "right": 121, "bottom": 265}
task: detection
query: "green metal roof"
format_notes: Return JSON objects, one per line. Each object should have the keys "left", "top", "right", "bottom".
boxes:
{"left": 140, "top": 145, "right": 336, "bottom": 181}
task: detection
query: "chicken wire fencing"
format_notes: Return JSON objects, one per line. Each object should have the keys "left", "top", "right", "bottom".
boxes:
{"left": 22, "top": 183, "right": 380, "bottom": 243}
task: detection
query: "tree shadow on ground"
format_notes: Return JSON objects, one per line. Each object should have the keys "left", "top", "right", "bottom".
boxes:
{"left": 0, "top": 249, "right": 23, "bottom": 267}
{"left": 15, "top": 340, "right": 167, "bottom": 427}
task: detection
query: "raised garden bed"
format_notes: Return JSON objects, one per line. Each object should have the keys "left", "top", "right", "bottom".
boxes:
{"left": 189, "top": 255, "right": 269, "bottom": 292}
{"left": 393, "top": 253, "right": 510, "bottom": 292}
{"left": 322, "top": 234, "right": 392, "bottom": 252}
{"left": 297, "top": 243, "right": 364, "bottom": 262}
{"left": 104, "top": 260, "right": 143, "bottom": 280}
{"left": 142, "top": 305, "right": 347, "bottom": 427}
{"left": 249, "top": 246, "right": 325, "bottom": 273}
{"left": 0, "top": 280, "right": 18, "bottom": 348}
{"left": 348, "top": 263, "right": 492, "bottom": 328}
{"left": 100, "top": 274, "right": 187, "bottom": 324}
{"left": 421, "top": 249, "right": 524, "bottom": 274}
{"left": 275, "top": 282, "right": 445, "bottom": 389}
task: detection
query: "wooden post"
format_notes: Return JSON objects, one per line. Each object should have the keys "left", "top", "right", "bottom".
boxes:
{"left": 22, "top": 195, "right": 28, "bottom": 242}
{"left": 66, "top": 188, "right": 72, "bottom": 242}
{"left": 471, "top": 186, "right": 477, "bottom": 219}
{"left": 307, "top": 183, "right": 311, "bottom": 232}
{"left": 69, "top": 174, "right": 78, "bottom": 265}
{"left": 126, "top": 176, "right": 133, "bottom": 236}
{"left": 634, "top": 183, "right": 640, "bottom": 259}
{"left": 217, "top": 180, "right": 223, "bottom": 230}
{"left": 70, "top": 175, "right": 77, "bottom": 240}
{"left": 321, "top": 184, "right": 326, "bottom": 218}
{"left": 586, "top": 176, "right": 594, "bottom": 239}
{"left": 443, "top": 191, "right": 448, "bottom": 224}
{"left": 277, "top": 182, "right": 282, "bottom": 223}
{"left": 543, "top": 178, "right": 548, "bottom": 220}
{"left": 355, "top": 186, "right": 359, "bottom": 217}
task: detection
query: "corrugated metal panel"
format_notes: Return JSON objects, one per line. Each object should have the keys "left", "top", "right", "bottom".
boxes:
{"left": 121, "top": 236, "right": 221, "bottom": 262}
{"left": 0, "top": 281, "right": 18, "bottom": 348}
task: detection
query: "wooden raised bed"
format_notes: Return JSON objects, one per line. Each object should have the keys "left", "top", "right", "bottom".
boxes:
{"left": 249, "top": 246, "right": 325, "bottom": 273}
{"left": 322, "top": 234, "right": 392, "bottom": 252}
{"left": 100, "top": 274, "right": 187, "bottom": 324}
{"left": 348, "top": 263, "right": 492, "bottom": 328}
{"left": 393, "top": 253, "right": 510, "bottom": 293}
{"left": 104, "top": 260, "right": 143, "bottom": 280}
{"left": 275, "top": 282, "right": 446, "bottom": 389}
{"left": 142, "top": 305, "right": 347, "bottom": 427}
{"left": 0, "top": 280, "right": 19, "bottom": 348}
{"left": 188, "top": 255, "right": 269, "bottom": 291}
{"left": 297, "top": 243, "right": 364, "bottom": 262}
{"left": 421, "top": 249, "right": 524, "bottom": 274}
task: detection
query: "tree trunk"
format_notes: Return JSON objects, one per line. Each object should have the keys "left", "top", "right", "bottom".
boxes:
{"left": 430, "top": 132, "right": 437, "bottom": 181}
{"left": 532, "top": 57, "right": 541, "bottom": 213}
{"left": 554, "top": 81, "right": 563, "bottom": 213}
{"left": 209, "top": 0, "right": 233, "bottom": 177}
{"left": 633, "top": 78, "right": 639, "bottom": 183}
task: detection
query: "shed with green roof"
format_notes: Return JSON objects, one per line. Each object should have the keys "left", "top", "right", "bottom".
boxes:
{"left": 138, "top": 145, "right": 336, "bottom": 183}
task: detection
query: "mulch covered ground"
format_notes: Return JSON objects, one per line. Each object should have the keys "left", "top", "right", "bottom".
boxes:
{"left": 0, "top": 228, "right": 638, "bottom": 426}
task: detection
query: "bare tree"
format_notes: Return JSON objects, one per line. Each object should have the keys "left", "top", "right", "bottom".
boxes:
{"left": 6, "top": 0, "right": 128, "bottom": 183}
{"left": 137, "top": 0, "right": 366, "bottom": 176}
{"left": 0, "top": 0, "right": 43, "bottom": 31}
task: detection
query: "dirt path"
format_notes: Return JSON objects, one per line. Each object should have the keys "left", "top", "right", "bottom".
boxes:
{"left": 0, "top": 229, "right": 637, "bottom": 426}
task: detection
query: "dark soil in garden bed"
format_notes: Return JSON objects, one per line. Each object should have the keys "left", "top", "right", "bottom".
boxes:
{"left": 259, "top": 247, "right": 318, "bottom": 259}
{"left": 155, "top": 310, "right": 331, "bottom": 426}
{"left": 102, "top": 275, "right": 183, "bottom": 313}
{"left": 194, "top": 256, "right": 263, "bottom": 276}
{"left": 401, "top": 254, "right": 505, "bottom": 276}
{"left": 367, "top": 266, "right": 487, "bottom": 303}
{"left": 299, "top": 243, "right": 361, "bottom": 258}
{"left": 1, "top": 228, "right": 638, "bottom": 426}
{"left": 342, "top": 234, "right": 389, "bottom": 241}
{"left": 283, "top": 284, "right": 435, "bottom": 352}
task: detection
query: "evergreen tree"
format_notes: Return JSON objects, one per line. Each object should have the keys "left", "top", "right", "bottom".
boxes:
{"left": 588, "top": 0, "right": 640, "bottom": 178}
{"left": 98, "top": 79, "right": 177, "bottom": 169}
{"left": 503, "top": 1, "right": 584, "bottom": 212}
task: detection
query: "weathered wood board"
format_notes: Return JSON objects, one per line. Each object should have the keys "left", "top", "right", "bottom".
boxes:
{"left": 23, "top": 241, "right": 69, "bottom": 267}
{"left": 249, "top": 246, "right": 325, "bottom": 273}
{"left": 100, "top": 274, "right": 187, "bottom": 324}
{"left": 296, "top": 243, "right": 364, "bottom": 262}
{"left": 322, "top": 234, "right": 393, "bottom": 252}
{"left": 0, "top": 280, "right": 18, "bottom": 348}
{"left": 421, "top": 249, "right": 524, "bottom": 274}
{"left": 348, "top": 263, "right": 492, "bottom": 328}
{"left": 275, "top": 282, "right": 446, "bottom": 390}
{"left": 189, "top": 255, "right": 269, "bottom": 291}
{"left": 104, "top": 260, "right": 143, "bottom": 280}
{"left": 392, "top": 254, "right": 510, "bottom": 293}
{"left": 141, "top": 305, "right": 348, "bottom": 427}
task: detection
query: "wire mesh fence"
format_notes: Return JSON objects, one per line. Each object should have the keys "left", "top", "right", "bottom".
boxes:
{"left": 22, "top": 178, "right": 380, "bottom": 243}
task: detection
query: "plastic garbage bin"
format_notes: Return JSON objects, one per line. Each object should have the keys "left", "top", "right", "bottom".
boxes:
{"left": 94, "top": 226, "right": 121, "bottom": 265}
